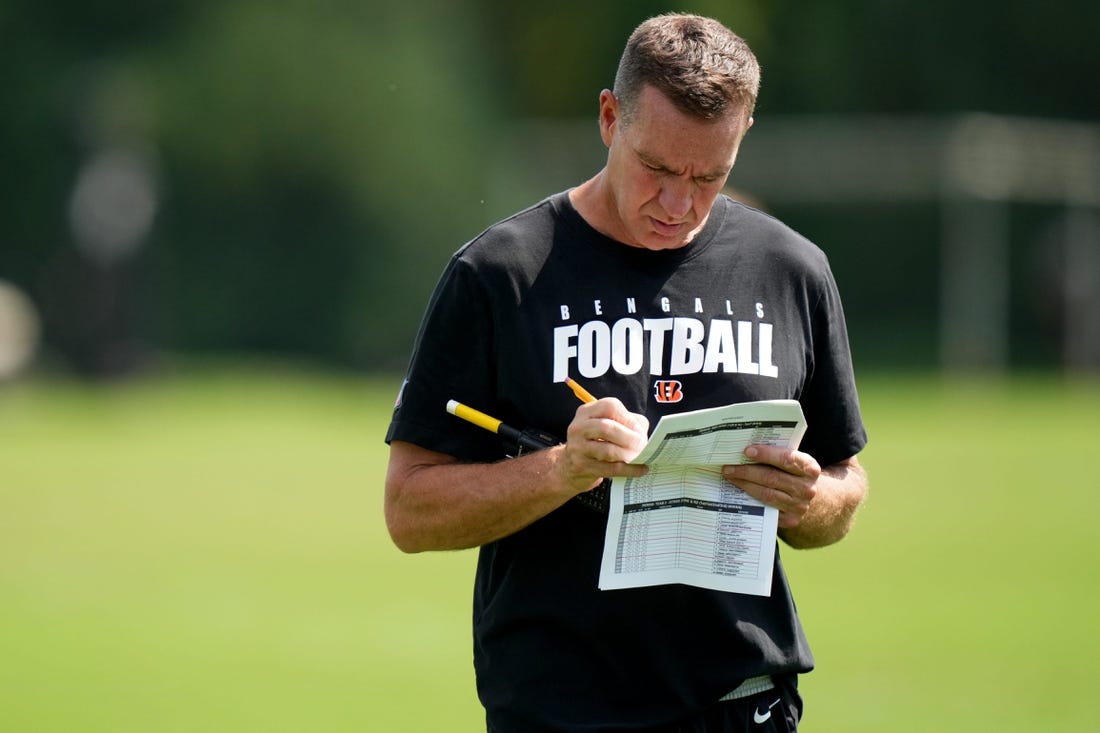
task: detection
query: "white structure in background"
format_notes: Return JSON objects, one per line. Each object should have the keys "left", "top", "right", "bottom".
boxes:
{"left": 68, "top": 146, "right": 159, "bottom": 265}
{"left": 942, "top": 115, "right": 1100, "bottom": 371}
{"left": 55, "top": 63, "right": 161, "bottom": 375}
{"left": 489, "top": 114, "right": 1100, "bottom": 372}
{"left": 0, "top": 280, "right": 41, "bottom": 380}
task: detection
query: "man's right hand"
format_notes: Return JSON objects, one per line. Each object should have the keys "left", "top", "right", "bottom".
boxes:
{"left": 556, "top": 398, "right": 650, "bottom": 496}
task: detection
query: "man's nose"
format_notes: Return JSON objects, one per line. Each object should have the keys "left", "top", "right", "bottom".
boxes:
{"left": 659, "top": 178, "right": 693, "bottom": 219}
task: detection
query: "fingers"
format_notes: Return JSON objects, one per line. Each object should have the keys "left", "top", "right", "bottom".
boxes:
{"left": 568, "top": 398, "right": 649, "bottom": 462}
{"left": 559, "top": 398, "right": 650, "bottom": 493}
{"left": 722, "top": 445, "right": 821, "bottom": 527}
{"left": 744, "top": 444, "right": 821, "bottom": 478}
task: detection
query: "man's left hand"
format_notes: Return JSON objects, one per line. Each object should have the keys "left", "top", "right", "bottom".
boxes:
{"left": 721, "top": 445, "right": 822, "bottom": 529}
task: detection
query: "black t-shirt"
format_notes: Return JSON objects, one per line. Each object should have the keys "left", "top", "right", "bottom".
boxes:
{"left": 387, "top": 191, "right": 867, "bottom": 731}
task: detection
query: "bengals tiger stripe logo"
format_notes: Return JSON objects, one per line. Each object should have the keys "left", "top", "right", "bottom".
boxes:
{"left": 653, "top": 380, "right": 684, "bottom": 403}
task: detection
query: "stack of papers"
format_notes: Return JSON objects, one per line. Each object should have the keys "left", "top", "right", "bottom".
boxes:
{"left": 598, "top": 400, "right": 806, "bottom": 596}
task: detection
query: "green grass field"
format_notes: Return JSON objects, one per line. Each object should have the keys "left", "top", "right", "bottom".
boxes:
{"left": 1, "top": 367, "right": 1097, "bottom": 732}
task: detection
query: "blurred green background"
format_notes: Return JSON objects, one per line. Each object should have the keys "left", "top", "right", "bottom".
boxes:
{"left": 2, "top": 372, "right": 1097, "bottom": 731}
{"left": 2, "top": 1, "right": 1099, "bottom": 731}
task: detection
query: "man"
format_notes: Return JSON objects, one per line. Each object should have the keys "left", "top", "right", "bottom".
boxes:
{"left": 385, "top": 13, "right": 868, "bottom": 732}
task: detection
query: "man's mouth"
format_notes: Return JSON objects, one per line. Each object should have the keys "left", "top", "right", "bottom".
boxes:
{"left": 650, "top": 217, "right": 685, "bottom": 236}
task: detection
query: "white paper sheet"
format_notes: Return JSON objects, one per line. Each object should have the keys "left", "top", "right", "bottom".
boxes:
{"left": 598, "top": 400, "right": 807, "bottom": 596}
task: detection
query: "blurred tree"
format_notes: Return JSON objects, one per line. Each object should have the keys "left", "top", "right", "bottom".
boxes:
{"left": 145, "top": 1, "right": 500, "bottom": 367}
{"left": 2, "top": 0, "right": 500, "bottom": 372}
{"left": 753, "top": 0, "right": 1100, "bottom": 118}
{"left": 476, "top": 1, "right": 770, "bottom": 117}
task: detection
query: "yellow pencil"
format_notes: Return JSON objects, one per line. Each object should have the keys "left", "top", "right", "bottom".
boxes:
{"left": 446, "top": 399, "right": 557, "bottom": 453}
{"left": 446, "top": 399, "right": 503, "bottom": 433}
{"left": 564, "top": 377, "right": 597, "bottom": 404}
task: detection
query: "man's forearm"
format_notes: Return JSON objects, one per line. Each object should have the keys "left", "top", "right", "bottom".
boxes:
{"left": 386, "top": 400, "right": 650, "bottom": 553}
{"left": 779, "top": 456, "right": 867, "bottom": 549}
{"left": 384, "top": 442, "right": 575, "bottom": 553}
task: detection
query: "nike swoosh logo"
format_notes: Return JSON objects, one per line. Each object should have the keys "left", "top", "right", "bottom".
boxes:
{"left": 754, "top": 698, "right": 781, "bottom": 725}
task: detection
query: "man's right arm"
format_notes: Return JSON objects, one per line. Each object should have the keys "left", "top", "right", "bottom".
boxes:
{"left": 384, "top": 399, "right": 650, "bottom": 553}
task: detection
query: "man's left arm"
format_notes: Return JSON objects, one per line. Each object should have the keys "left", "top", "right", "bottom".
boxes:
{"left": 722, "top": 446, "right": 868, "bottom": 549}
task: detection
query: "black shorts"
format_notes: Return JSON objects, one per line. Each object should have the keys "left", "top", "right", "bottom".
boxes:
{"left": 654, "top": 675, "right": 802, "bottom": 733}
{"left": 485, "top": 676, "right": 802, "bottom": 733}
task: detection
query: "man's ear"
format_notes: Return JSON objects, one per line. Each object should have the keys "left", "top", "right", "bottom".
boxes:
{"left": 598, "top": 89, "right": 620, "bottom": 147}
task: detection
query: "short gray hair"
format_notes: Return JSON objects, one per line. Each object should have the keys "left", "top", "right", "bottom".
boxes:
{"left": 613, "top": 14, "right": 760, "bottom": 125}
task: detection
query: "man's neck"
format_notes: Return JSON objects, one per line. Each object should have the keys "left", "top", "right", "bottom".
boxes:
{"left": 568, "top": 170, "right": 629, "bottom": 245}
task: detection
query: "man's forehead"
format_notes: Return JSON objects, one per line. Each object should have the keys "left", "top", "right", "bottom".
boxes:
{"left": 623, "top": 115, "right": 744, "bottom": 175}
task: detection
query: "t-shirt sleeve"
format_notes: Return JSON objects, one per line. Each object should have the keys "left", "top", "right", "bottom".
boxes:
{"left": 384, "top": 254, "right": 504, "bottom": 462}
{"left": 797, "top": 264, "right": 868, "bottom": 467}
